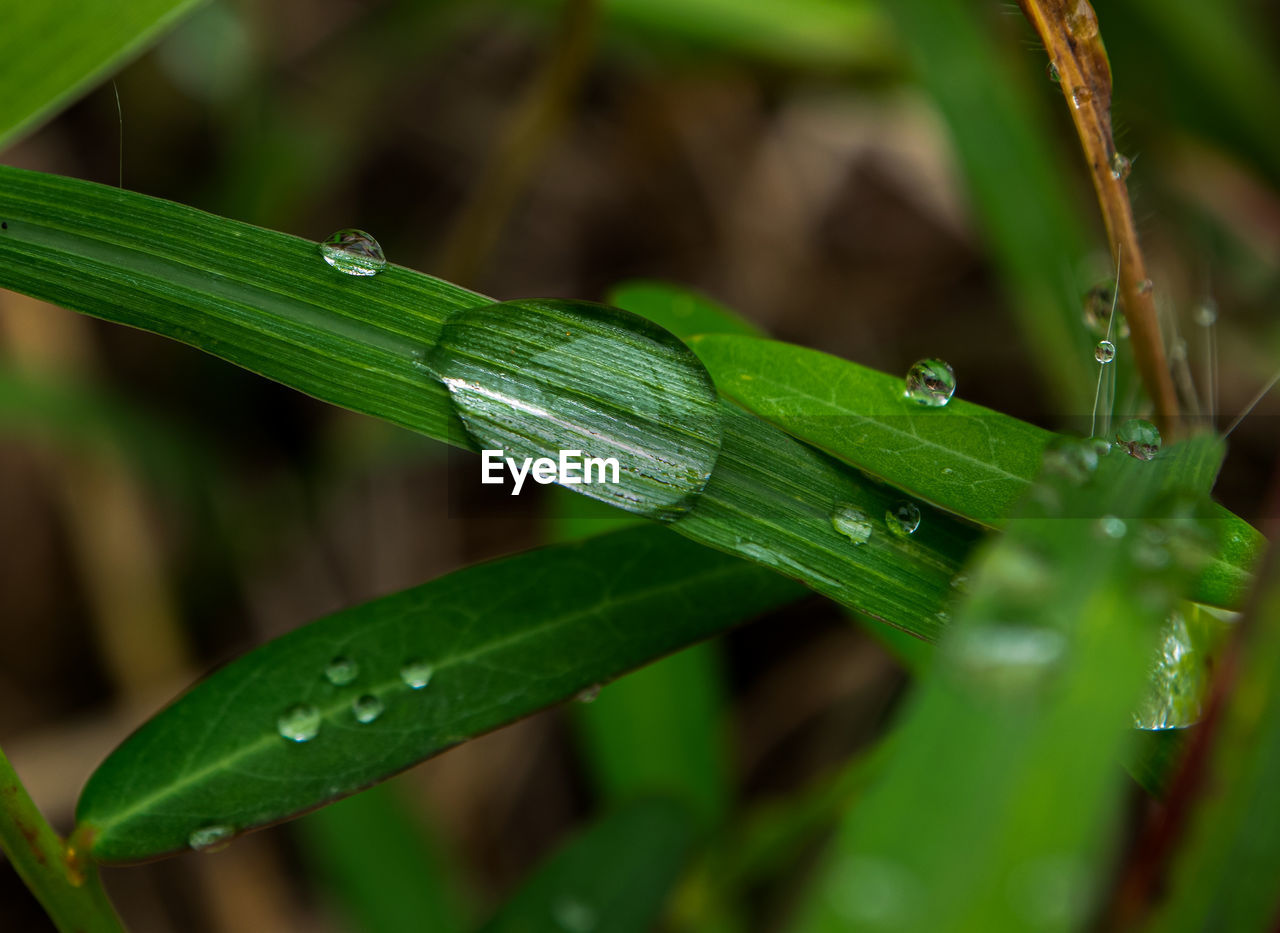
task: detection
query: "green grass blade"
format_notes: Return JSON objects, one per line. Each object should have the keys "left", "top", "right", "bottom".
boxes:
{"left": 790, "top": 436, "right": 1227, "bottom": 932}
{"left": 879, "top": 0, "right": 1094, "bottom": 408}
{"left": 0, "top": 166, "right": 983, "bottom": 640}
{"left": 478, "top": 798, "right": 693, "bottom": 933}
{"left": 0, "top": 0, "right": 204, "bottom": 150}
{"left": 74, "top": 526, "right": 803, "bottom": 862}
{"left": 692, "top": 333, "right": 1264, "bottom": 610}
{"left": 294, "top": 784, "right": 471, "bottom": 933}
{"left": 1145, "top": 541, "right": 1280, "bottom": 931}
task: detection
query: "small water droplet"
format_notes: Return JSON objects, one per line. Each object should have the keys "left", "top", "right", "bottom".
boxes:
{"left": 553, "top": 897, "right": 597, "bottom": 932}
{"left": 1096, "top": 515, "right": 1127, "bottom": 539}
{"left": 1115, "top": 418, "right": 1161, "bottom": 461}
{"left": 400, "top": 660, "right": 434, "bottom": 690}
{"left": 352, "top": 694, "right": 384, "bottom": 724}
{"left": 324, "top": 656, "right": 358, "bottom": 686}
{"left": 1193, "top": 300, "right": 1218, "bottom": 327}
{"left": 1137, "top": 278, "right": 1154, "bottom": 294}
{"left": 1110, "top": 152, "right": 1132, "bottom": 181}
{"left": 903, "top": 358, "right": 956, "bottom": 407}
{"left": 319, "top": 229, "right": 386, "bottom": 276}
{"left": 1082, "top": 283, "right": 1129, "bottom": 338}
{"left": 1094, "top": 340, "right": 1116, "bottom": 364}
{"left": 886, "top": 501, "right": 921, "bottom": 537}
{"left": 1046, "top": 61, "right": 1061, "bottom": 83}
{"left": 277, "top": 703, "right": 321, "bottom": 742}
{"left": 1134, "top": 612, "right": 1206, "bottom": 729}
{"left": 1066, "top": 0, "right": 1099, "bottom": 39}
{"left": 831, "top": 505, "right": 873, "bottom": 545}
{"left": 189, "top": 825, "right": 234, "bottom": 853}
{"left": 575, "top": 685, "right": 601, "bottom": 704}
{"left": 948, "top": 625, "right": 1067, "bottom": 693}
{"left": 1071, "top": 86, "right": 1093, "bottom": 109}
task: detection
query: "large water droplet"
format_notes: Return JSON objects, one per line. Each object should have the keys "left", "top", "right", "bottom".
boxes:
{"left": 189, "top": 825, "right": 234, "bottom": 852}
{"left": 553, "top": 897, "right": 597, "bottom": 933}
{"left": 1115, "top": 419, "right": 1161, "bottom": 461}
{"left": 831, "top": 504, "right": 873, "bottom": 545}
{"left": 324, "top": 656, "right": 358, "bottom": 686}
{"left": 400, "top": 660, "right": 434, "bottom": 690}
{"left": 1094, "top": 340, "right": 1116, "bottom": 364}
{"left": 886, "top": 501, "right": 921, "bottom": 537}
{"left": 947, "top": 625, "right": 1067, "bottom": 693}
{"left": 430, "top": 300, "right": 723, "bottom": 521}
{"left": 319, "top": 229, "right": 386, "bottom": 276}
{"left": 1082, "top": 283, "right": 1129, "bottom": 338}
{"left": 352, "top": 694, "right": 384, "bottom": 724}
{"left": 1134, "top": 612, "right": 1205, "bottom": 729}
{"left": 1110, "top": 152, "right": 1132, "bottom": 181}
{"left": 903, "top": 358, "right": 956, "bottom": 407}
{"left": 277, "top": 703, "right": 321, "bottom": 743}
{"left": 1065, "top": 0, "right": 1099, "bottom": 39}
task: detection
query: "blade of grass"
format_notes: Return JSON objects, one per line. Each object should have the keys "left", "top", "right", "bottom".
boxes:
{"left": 1139, "top": 514, "right": 1280, "bottom": 931}
{"left": 0, "top": 165, "right": 983, "bottom": 639}
{"left": 0, "top": 0, "right": 204, "bottom": 150}
{"left": 608, "top": 280, "right": 764, "bottom": 339}
{"left": 74, "top": 525, "right": 803, "bottom": 863}
{"left": 789, "top": 436, "right": 1226, "bottom": 932}
{"left": 691, "top": 333, "right": 1263, "bottom": 610}
{"left": 478, "top": 798, "right": 693, "bottom": 933}
{"left": 878, "top": 0, "right": 1095, "bottom": 410}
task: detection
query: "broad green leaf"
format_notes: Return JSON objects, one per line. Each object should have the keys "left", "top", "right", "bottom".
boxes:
{"left": 478, "top": 798, "right": 693, "bottom": 933}
{"left": 295, "top": 783, "right": 471, "bottom": 933}
{"left": 74, "top": 526, "right": 803, "bottom": 862}
{"left": 609, "top": 280, "right": 763, "bottom": 340}
{"left": 0, "top": 166, "right": 983, "bottom": 640}
{"left": 693, "top": 333, "right": 1264, "bottom": 610}
{"left": 791, "top": 437, "right": 1226, "bottom": 932}
{"left": 1146, "top": 538, "right": 1280, "bottom": 932}
{"left": 0, "top": 0, "right": 204, "bottom": 150}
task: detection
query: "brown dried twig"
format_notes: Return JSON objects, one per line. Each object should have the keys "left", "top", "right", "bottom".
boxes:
{"left": 1017, "top": 0, "right": 1181, "bottom": 434}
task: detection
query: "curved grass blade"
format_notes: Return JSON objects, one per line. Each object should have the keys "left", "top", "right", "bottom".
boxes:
{"left": 0, "top": 166, "right": 983, "bottom": 640}
{"left": 1144, "top": 535, "right": 1280, "bottom": 932}
{"left": 609, "top": 279, "right": 763, "bottom": 339}
{"left": 478, "top": 798, "right": 693, "bottom": 933}
{"left": 692, "top": 333, "right": 1264, "bottom": 610}
{"left": 791, "top": 437, "right": 1227, "bottom": 932}
{"left": 75, "top": 526, "right": 803, "bottom": 863}
{"left": 0, "top": 0, "right": 203, "bottom": 150}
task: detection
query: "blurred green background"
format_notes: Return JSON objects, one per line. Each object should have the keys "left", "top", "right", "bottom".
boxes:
{"left": 1, "top": 0, "right": 1277, "bottom": 930}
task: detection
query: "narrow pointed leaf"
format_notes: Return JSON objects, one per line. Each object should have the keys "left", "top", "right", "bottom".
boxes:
{"left": 478, "top": 798, "right": 693, "bottom": 933}
{"left": 693, "top": 333, "right": 1264, "bottom": 609}
{"left": 74, "top": 526, "right": 803, "bottom": 862}
{"left": 792, "top": 437, "right": 1227, "bottom": 932}
{"left": 0, "top": 0, "right": 204, "bottom": 150}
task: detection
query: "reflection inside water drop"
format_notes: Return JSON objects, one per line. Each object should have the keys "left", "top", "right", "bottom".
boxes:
{"left": 319, "top": 228, "right": 386, "bottom": 276}
{"left": 886, "top": 501, "right": 921, "bottom": 537}
{"left": 400, "top": 660, "right": 434, "bottom": 690}
{"left": 1115, "top": 419, "right": 1161, "bottom": 461}
{"left": 903, "top": 358, "right": 956, "bottom": 407}
{"left": 277, "top": 704, "right": 321, "bottom": 743}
